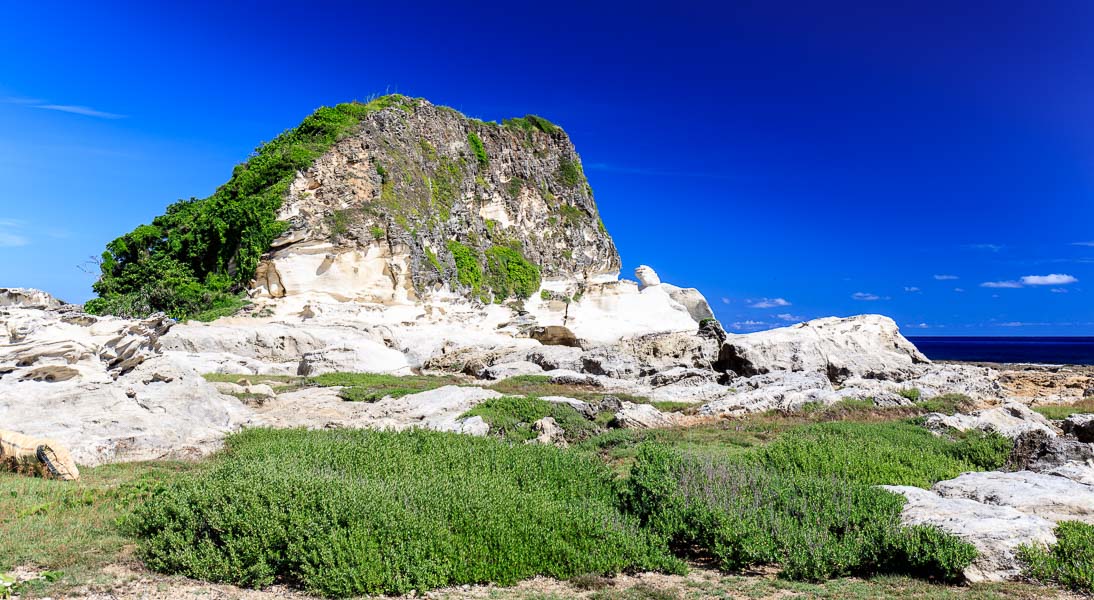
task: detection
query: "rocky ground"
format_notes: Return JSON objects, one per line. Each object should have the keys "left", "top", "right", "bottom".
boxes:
{"left": 4, "top": 272, "right": 1094, "bottom": 597}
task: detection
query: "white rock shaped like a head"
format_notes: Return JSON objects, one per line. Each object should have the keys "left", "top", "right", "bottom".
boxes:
{"left": 634, "top": 265, "right": 661, "bottom": 289}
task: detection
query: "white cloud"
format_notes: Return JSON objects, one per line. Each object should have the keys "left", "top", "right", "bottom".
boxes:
{"left": 720, "top": 297, "right": 730, "bottom": 305}
{"left": 0, "top": 219, "right": 29, "bottom": 247}
{"left": 852, "top": 292, "right": 881, "bottom": 301}
{"left": 954, "top": 288, "right": 965, "bottom": 292}
{"left": 775, "top": 313, "right": 802, "bottom": 322}
{"left": 905, "top": 323, "right": 930, "bottom": 329}
{"left": 934, "top": 274, "right": 959, "bottom": 280}
{"left": 34, "top": 104, "right": 124, "bottom": 119}
{"left": 731, "top": 320, "right": 769, "bottom": 330}
{"left": 1051, "top": 288, "right": 1069, "bottom": 294}
{"left": 904, "top": 286, "right": 921, "bottom": 293}
{"left": 748, "top": 297, "right": 791, "bottom": 309}
{"left": 1072, "top": 241, "right": 1094, "bottom": 247}
{"left": 968, "top": 243, "right": 1003, "bottom": 252}
{"left": 1021, "top": 274, "right": 1078, "bottom": 286}
{"left": 1000, "top": 322, "right": 1025, "bottom": 327}
{"left": 981, "top": 280, "right": 1023, "bottom": 289}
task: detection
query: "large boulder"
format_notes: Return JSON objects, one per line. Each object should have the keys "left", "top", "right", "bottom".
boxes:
{"left": 924, "top": 403, "right": 1056, "bottom": 439}
{"left": 719, "top": 315, "right": 929, "bottom": 383}
{"left": 882, "top": 485, "right": 1057, "bottom": 582}
{"left": 699, "top": 371, "right": 836, "bottom": 416}
{"left": 934, "top": 470, "right": 1094, "bottom": 524}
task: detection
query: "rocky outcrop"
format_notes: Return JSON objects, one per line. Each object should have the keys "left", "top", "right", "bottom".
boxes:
{"left": 718, "top": 315, "right": 929, "bottom": 383}
{"left": 923, "top": 403, "right": 1056, "bottom": 439}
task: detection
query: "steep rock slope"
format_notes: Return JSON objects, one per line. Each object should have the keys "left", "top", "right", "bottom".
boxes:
{"left": 254, "top": 98, "right": 619, "bottom": 304}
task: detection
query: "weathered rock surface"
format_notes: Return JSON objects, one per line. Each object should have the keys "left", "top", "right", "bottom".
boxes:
{"left": 699, "top": 371, "right": 836, "bottom": 415}
{"left": 933, "top": 470, "right": 1094, "bottom": 524}
{"left": 718, "top": 315, "right": 929, "bottom": 383}
{"left": 1063, "top": 413, "right": 1094, "bottom": 443}
{"left": 924, "top": 403, "right": 1056, "bottom": 439}
{"left": 614, "top": 402, "right": 680, "bottom": 429}
{"left": 882, "top": 485, "right": 1057, "bottom": 582}
{"left": 0, "top": 296, "right": 250, "bottom": 465}
{"left": 1007, "top": 428, "right": 1094, "bottom": 472}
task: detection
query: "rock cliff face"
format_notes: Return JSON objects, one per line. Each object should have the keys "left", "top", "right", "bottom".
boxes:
{"left": 252, "top": 98, "right": 619, "bottom": 304}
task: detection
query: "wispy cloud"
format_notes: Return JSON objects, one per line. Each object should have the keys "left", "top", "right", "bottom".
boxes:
{"left": 0, "top": 219, "right": 30, "bottom": 247}
{"left": 933, "top": 274, "right": 959, "bottom": 280}
{"left": 3, "top": 96, "right": 124, "bottom": 119}
{"left": 34, "top": 104, "right": 124, "bottom": 119}
{"left": 748, "top": 297, "right": 791, "bottom": 309}
{"left": 954, "top": 288, "right": 965, "bottom": 292}
{"left": 1021, "top": 273, "right": 1078, "bottom": 286}
{"left": 1000, "top": 321, "right": 1025, "bottom": 327}
{"left": 720, "top": 297, "right": 730, "bottom": 305}
{"left": 730, "top": 320, "right": 769, "bottom": 330}
{"left": 981, "top": 280, "right": 1023, "bottom": 289}
{"left": 904, "top": 286, "right": 921, "bottom": 293}
{"left": 905, "top": 323, "right": 930, "bottom": 329}
{"left": 1051, "top": 288, "right": 1069, "bottom": 294}
{"left": 1072, "top": 241, "right": 1094, "bottom": 247}
{"left": 852, "top": 292, "right": 885, "bottom": 301}
{"left": 967, "top": 243, "right": 1004, "bottom": 252}
{"left": 775, "top": 313, "right": 803, "bottom": 322}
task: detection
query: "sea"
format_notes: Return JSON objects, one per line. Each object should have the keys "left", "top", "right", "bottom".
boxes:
{"left": 907, "top": 337, "right": 1094, "bottom": 365}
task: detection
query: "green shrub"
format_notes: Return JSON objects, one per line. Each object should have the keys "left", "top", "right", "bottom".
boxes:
{"left": 898, "top": 388, "right": 921, "bottom": 402}
{"left": 90, "top": 96, "right": 415, "bottom": 320}
{"left": 462, "top": 396, "right": 599, "bottom": 443}
{"left": 369, "top": 226, "right": 385, "bottom": 240}
{"left": 446, "top": 240, "right": 483, "bottom": 291}
{"left": 1020, "top": 521, "right": 1094, "bottom": 592}
{"left": 484, "top": 245, "right": 541, "bottom": 300}
{"left": 467, "top": 131, "right": 488, "bottom": 167}
{"left": 947, "top": 429, "right": 1012, "bottom": 471}
{"left": 626, "top": 444, "right": 976, "bottom": 582}
{"left": 748, "top": 421, "right": 1005, "bottom": 488}
{"left": 558, "top": 158, "right": 583, "bottom": 187}
{"left": 128, "top": 429, "right": 681, "bottom": 597}
{"left": 503, "top": 115, "right": 559, "bottom": 135}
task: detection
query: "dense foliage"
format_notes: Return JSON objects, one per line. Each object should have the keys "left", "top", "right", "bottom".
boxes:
{"left": 626, "top": 441, "right": 978, "bottom": 582}
{"left": 129, "top": 428, "right": 681, "bottom": 597}
{"left": 446, "top": 241, "right": 540, "bottom": 302}
{"left": 1020, "top": 521, "right": 1094, "bottom": 592}
{"left": 467, "top": 131, "right": 488, "bottom": 167}
{"left": 87, "top": 96, "right": 414, "bottom": 320}
{"left": 462, "top": 396, "right": 598, "bottom": 443}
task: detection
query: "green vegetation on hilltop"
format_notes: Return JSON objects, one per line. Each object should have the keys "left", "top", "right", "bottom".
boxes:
{"left": 128, "top": 428, "right": 680, "bottom": 597}
{"left": 86, "top": 95, "right": 417, "bottom": 320}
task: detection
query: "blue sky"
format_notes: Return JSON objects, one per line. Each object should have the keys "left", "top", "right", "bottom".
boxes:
{"left": 1, "top": 1, "right": 1092, "bottom": 335}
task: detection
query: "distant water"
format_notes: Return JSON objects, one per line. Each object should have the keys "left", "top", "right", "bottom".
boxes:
{"left": 907, "top": 337, "right": 1094, "bottom": 365}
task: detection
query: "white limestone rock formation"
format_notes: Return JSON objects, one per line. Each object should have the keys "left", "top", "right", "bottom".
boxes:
{"left": 923, "top": 403, "right": 1057, "bottom": 439}
{"left": 0, "top": 293, "right": 250, "bottom": 465}
{"left": 699, "top": 371, "right": 837, "bottom": 416}
{"left": 718, "top": 315, "right": 929, "bottom": 383}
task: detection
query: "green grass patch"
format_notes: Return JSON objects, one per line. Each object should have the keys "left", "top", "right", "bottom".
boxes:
{"left": 467, "top": 131, "right": 488, "bottom": 167}
{"left": 1019, "top": 521, "right": 1094, "bottom": 593}
{"left": 308, "top": 372, "right": 463, "bottom": 402}
{"left": 1, "top": 461, "right": 204, "bottom": 593}
{"left": 915, "top": 394, "right": 976, "bottom": 416}
{"left": 462, "top": 396, "right": 599, "bottom": 443}
{"left": 1033, "top": 397, "right": 1094, "bottom": 420}
{"left": 129, "top": 428, "right": 682, "bottom": 597}
{"left": 557, "top": 158, "right": 583, "bottom": 187}
{"left": 503, "top": 115, "right": 559, "bottom": 135}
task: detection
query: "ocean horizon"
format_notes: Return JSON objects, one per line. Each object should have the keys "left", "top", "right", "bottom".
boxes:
{"left": 907, "top": 336, "right": 1094, "bottom": 365}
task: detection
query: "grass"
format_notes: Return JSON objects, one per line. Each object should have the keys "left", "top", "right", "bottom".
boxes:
{"left": 488, "top": 375, "right": 650, "bottom": 405}
{"left": 0, "top": 461, "right": 204, "bottom": 594}
{"left": 1033, "top": 397, "right": 1094, "bottom": 420}
{"left": 915, "top": 394, "right": 977, "bottom": 416}
{"left": 129, "top": 428, "right": 682, "bottom": 597}
{"left": 309, "top": 372, "right": 464, "bottom": 402}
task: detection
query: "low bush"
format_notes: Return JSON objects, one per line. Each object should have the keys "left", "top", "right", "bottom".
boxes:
{"left": 747, "top": 421, "right": 1010, "bottom": 488}
{"left": 467, "top": 131, "right": 488, "bottom": 167}
{"left": 1019, "top": 521, "right": 1094, "bottom": 592}
{"left": 129, "top": 428, "right": 682, "bottom": 597}
{"left": 462, "top": 396, "right": 599, "bottom": 443}
{"left": 484, "top": 245, "right": 541, "bottom": 301}
{"left": 308, "top": 372, "right": 462, "bottom": 402}
{"left": 626, "top": 444, "right": 977, "bottom": 582}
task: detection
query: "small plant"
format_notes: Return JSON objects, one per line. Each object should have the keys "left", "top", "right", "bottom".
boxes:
{"left": 558, "top": 158, "right": 583, "bottom": 187}
{"left": 1020, "top": 521, "right": 1094, "bottom": 592}
{"left": 369, "top": 225, "right": 385, "bottom": 240}
{"left": 462, "top": 396, "right": 599, "bottom": 443}
{"left": 467, "top": 131, "right": 488, "bottom": 167}
{"left": 898, "top": 388, "right": 921, "bottom": 402}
